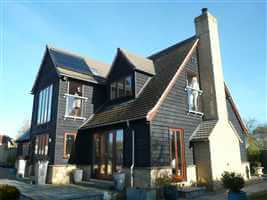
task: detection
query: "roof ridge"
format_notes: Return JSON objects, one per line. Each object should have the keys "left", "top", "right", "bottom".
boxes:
{"left": 119, "top": 48, "right": 153, "bottom": 62}
{"left": 46, "top": 44, "right": 86, "bottom": 60}
{"left": 148, "top": 35, "right": 197, "bottom": 59}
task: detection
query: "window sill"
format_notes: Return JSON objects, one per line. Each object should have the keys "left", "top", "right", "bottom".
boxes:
{"left": 64, "top": 115, "right": 86, "bottom": 120}
{"left": 64, "top": 93, "right": 88, "bottom": 101}
{"left": 187, "top": 110, "right": 204, "bottom": 116}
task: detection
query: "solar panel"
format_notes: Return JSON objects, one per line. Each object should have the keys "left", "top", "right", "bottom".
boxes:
{"left": 50, "top": 49, "right": 92, "bottom": 75}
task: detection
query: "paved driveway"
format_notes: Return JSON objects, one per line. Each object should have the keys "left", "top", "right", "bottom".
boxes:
{"left": 0, "top": 179, "right": 103, "bottom": 200}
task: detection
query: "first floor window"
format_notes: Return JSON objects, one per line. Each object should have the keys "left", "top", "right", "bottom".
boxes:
{"left": 35, "top": 134, "right": 49, "bottom": 156}
{"left": 64, "top": 133, "right": 76, "bottom": 158}
{"left": 37, "top": 85, "right": 53, "bottom": 124}
{"left": 169, "top": 128, "right": 186, "bottom": 180}
{"left": 110, "top": 75, "right": 133, "bottom": 100}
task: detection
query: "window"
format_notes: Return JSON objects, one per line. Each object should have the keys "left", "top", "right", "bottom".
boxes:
{"left": 125, "top": 76, "right": 132, "bottom": 96}
{"left": 110, "top": 76, "right": 132, "bottom": 100}
{"left": 117, "top": 79, "right": 124, "bottom": 98}
{"left": 111, "top": 82, "right": 117, "bottom": 100}
{"left": 37, "top": 85, "right": 53, "bottom": 124}
{"left": 185, "top": 72, "right": 203, "bottom": 113}
{"left": 22, "top": 143, "right": 29, "bottom": 157}
{"left": 169, "top": 128, "right": 186, "bottom": 180}
{"left": 116, "top": 129, "right": 123, "bottom": 172}
{"left": 64, "top": 133, "right": 76, "bottom": 158}
{"left": 34, "top": 134, "right": 49, "bottom": 156}
{"left": 65, "top": 81, "right": 87, "bottom": 119}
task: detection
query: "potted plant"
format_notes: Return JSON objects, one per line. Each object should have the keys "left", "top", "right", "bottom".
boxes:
{"left": 221, "top": 171, "right": 248, "bottom": 200}
{"left": 254, "top": 162, "right": 264, "bottom": 177}
{"left": 155, "top": 174, "right": 179, "bottom": 200}
{"left": 0, "top": 184, "right": 20, "bottom": 200}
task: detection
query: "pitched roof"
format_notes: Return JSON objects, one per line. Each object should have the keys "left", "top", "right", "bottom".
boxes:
{"left": 16, "top": 130, "right": 30, "bottom": 143}
{"left": 81, "top": 36, "right": 198, "bottom": 129}
{"left": 190, "top": 120, "right": 218, "bottom": 142}
{"left": 47, "top": 45, "right": 110, "bottom": 81}
{"left": 119, "top": 48, "right": 155, "bottom": 75}
{"left": 225, "top": 84, "right": 248, "bottom": 135}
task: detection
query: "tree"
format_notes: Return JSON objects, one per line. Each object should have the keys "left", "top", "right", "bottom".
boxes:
{"left": 16, "top": 119, "right": 31, "bottom": 139}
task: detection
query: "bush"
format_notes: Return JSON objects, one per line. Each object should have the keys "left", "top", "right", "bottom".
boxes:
{"left": 6, "top": 154, "right": 16, "bottom": 167}
{"left": 221, "top": 172, "right": 245, "bottom": 192}
{"left": 0, "top": 185, "right": 20, "bottom": 200}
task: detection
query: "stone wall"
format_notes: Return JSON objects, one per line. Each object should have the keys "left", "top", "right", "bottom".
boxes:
{"left": 47, "top": 164, "right": 76, "bottom": 184}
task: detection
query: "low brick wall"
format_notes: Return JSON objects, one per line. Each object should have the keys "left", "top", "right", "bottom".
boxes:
{"left": 47, "top": 165, "right": 76, "bottom": 184}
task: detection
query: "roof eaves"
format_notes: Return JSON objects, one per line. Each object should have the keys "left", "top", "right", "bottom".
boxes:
{"left": 225, "top": 84, "right": 248, "bottom": 135}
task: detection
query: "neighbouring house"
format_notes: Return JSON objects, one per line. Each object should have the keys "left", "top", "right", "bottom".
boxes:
{"left": 16, "top": 130, "right": 30, "bottom": 159}
{"left": 28, "top": 8, "right": 250, "bottom": 187}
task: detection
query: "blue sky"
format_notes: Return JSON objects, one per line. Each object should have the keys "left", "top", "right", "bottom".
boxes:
{"left": 0, "top": 1, "right": 266, "bottom": 138}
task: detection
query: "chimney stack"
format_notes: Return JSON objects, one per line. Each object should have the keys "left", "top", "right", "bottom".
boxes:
{"left": 195, "top": 9, "right": 228, "bottom": 121}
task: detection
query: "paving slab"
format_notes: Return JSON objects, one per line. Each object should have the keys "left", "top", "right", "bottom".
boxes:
{"left": 0, "top": 179, "right": 103, "bottom": 200}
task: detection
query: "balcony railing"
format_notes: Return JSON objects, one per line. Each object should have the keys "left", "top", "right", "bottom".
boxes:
{"left": 185, "top": 85, "right": 204, "bottom": 116}
{"left": 64, "top": 93, "right": 87, "bottom": 120}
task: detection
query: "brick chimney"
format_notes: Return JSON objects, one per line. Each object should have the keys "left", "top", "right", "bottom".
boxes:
{"left": 195, "top": 8, "right": 228, "bottom": 121}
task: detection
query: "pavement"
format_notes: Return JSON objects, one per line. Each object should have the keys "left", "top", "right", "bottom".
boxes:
{"left": 0, "top": 167, "right": 267, "bottom": 200}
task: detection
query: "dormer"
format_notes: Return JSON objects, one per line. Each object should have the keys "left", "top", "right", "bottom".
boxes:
{"left": 107, "top": 48, "right": 155, "bottom": 101}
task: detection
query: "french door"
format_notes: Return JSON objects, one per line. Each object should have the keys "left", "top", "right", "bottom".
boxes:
{"left": 93, "top": 130, "right": 123, "bottom": 179}
{"left": 169, "top": 128, "right": 186, "bottom": 180}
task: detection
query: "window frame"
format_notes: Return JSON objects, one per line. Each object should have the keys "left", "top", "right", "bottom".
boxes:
{"left": 37, "top": 85, "right": 53, "bottom": 125}
{"left": 64, "top": 132, "right": 77, "bottom": 159}
{"left": 110, "top": 75, "right": 133, "bottom": 100}
{"left": 169, "top": 128, "right": 186, "bottom": 181}
{"left": 34, "top": 134, "right": 49, "bottom": 156}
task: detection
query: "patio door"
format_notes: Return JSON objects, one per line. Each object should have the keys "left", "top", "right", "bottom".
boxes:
{"left": 93, "top": 129, "right": 124, "bottom": 180}
{"left": 94, "top": 132, "right": 114, "bottom": 179}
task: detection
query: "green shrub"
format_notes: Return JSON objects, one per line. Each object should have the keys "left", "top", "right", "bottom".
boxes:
{"left": 6, "top": 154, "right": 16, "bottom": 167}
{"left": 0, "top": 184, "right": 21, "bottom": 200}
{"left": 221, "top": 172, "right": 245, "bottom": 192}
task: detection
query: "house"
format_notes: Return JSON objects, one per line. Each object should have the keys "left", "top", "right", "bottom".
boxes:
{"left": 16, "top": 130, "right": 30, "bottom": 159}
{"left": 28, "top": 8, "right": 250, "bottom": 187}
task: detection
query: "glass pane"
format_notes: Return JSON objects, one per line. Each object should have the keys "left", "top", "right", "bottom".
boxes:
{"left": 35, "top": 137, "right": 38, "bottom": 154}
{"left": 43, "top": 88, "right": 48, "bottom": 123}
{"left": 38, "top": 92, "right": 42, "bottom": 124}
{"left": 47, "top": 85, "right": 53, "bottom": 122}
{"left": 45, "top": 135, "right": 49, "bottom": 156}
{"left": 116, "top": 129, "right": 123, "bottom": 172}
{"left": 66, "top": 96, "right": 82, "bottom": 117}
{"left": 66, "top": 135, "right": 75, "bottom": 156}
{"left": 110, "top": 82, "right": 116, "bottom": 100}
{"left": 125, "top": 76, "right": 132, "bottom": 96}
{"left": 170, "top": 131, "right": 176, "bottom": 174}
{"left": 40, "top": 91, "right": 44, "bottom": 124}
{"left": 69, "top": 81, "right": 82, "bottom": 96}
{"left": 117, "top": 80, "right": 124, "bottom": 98}
{"left": 176, "top": 131, "right": 182, "bottom": 176}
{"left": 95, "top": 136, "right": 101, "bottom": 162}
{"left": 107, "top": 133, "right": 113, "bottom": 176}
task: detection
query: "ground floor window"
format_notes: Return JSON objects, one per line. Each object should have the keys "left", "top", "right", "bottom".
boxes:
{"left": 64, "top": 132, "right": 76, "bottom": 158}
{"left": 93, "top": 129, "right": 124, "bottom": 179}
{"left": 34, "top": 134, "right": 49, "bottom": 156}
{"left": 22, "top": 142, "right": 29, "bottom": 157}
{"left": 169, "top": 128, "right": 186, "bottom": 180}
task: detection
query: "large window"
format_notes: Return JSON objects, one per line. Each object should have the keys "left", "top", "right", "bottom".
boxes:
{"left": 110, "top": 76, "right": 132, "bottom": 100}
{"left": 64, "top": 133, "right": 76, "bottom": 158}
{"left": 37, "top": 85, "right": 53, "bottom": 124}
{"left": 169, "top": 128, "right": 186, "bottom": 180}
{"left": 65, "top": 81, "right": 87, "bottom": 119}
{"left": 34, "top": 134, "right": 49, "bottom": 156}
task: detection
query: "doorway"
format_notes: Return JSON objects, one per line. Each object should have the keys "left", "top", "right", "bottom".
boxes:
{"left": 93, "top": 129, "right": 123, "bottom": 179}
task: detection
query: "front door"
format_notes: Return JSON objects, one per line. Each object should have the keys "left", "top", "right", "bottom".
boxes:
{"left": 93, "top": 130, "right": 124, "bottom": 180}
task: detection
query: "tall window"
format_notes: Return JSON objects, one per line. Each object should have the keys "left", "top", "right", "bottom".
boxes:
{"left": 110, "top": 76, "right": 132, "bottom": 100}
{"left": 169, "top": 128, "right": 186, "bottom": 180}
{"left": 34, "top": 134, "right": 49, "bottom": 156}
{"left": 64, "top": 133, "right": 76, "bottom": 158}
{"left": 116, "top": 129, "right": 123, "bottom": 172}
{"left": 37, "top": 85, "right": 53, "bottom": 124}
{"left": 65, "top": 81, "right": 87, "bottom": 118}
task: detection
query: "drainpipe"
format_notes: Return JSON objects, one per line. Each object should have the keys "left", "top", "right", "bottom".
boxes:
{"left": 127, "top": 120, "right": 135, "bottom": 188}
